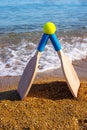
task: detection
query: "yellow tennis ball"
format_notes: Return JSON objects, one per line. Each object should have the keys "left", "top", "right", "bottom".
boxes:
{"left": 43, "top": 22, "right": 56, "bottom": 34}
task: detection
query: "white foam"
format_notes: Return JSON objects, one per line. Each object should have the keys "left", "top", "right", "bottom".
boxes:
{"left": 63, "top": 37, "right": 87, "bottom": 61}
{"left": 0, "top": 36, "right": 87, "bottom": 76}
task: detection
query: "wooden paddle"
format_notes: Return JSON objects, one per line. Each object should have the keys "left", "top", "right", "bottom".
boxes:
{"left": 17, "top": 34, "right": 49, "bottom": 99}
{"left": 50, "top": 34, "right": 80, "bottom": 98}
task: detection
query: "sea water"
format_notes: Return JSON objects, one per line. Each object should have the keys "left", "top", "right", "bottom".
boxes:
{"left": 0, "top": 0, "right": 87, "bottom": 76}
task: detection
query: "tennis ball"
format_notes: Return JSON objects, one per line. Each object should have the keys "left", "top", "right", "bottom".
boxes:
{"left": 43, "top": 22, "right": 56, "bottom": 34}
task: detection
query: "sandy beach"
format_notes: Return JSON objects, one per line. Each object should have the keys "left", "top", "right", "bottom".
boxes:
{"left": 0, "top": 58, "right": 87, "bottom": 130}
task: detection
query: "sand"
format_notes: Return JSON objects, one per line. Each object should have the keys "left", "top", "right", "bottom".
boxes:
{"left": 0, "top": 58, "right": 87, "bottom": 130}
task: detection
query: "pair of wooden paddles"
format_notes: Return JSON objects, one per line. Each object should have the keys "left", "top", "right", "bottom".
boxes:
{"left": 17, "top": 22, "right": 80, "bottom": 100}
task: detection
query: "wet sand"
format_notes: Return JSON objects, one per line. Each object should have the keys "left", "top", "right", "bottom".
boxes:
{"left": 0, "top": 58, "right": 87, "bottom": 130}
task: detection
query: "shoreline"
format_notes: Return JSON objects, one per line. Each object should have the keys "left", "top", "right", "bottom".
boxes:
{"left": 0, "top": 30, "right": 87, "bottom": 77}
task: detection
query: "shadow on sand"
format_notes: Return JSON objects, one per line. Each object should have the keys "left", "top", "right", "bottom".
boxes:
{"left": 0, "top": 81, "right": 73, "bottom": 101}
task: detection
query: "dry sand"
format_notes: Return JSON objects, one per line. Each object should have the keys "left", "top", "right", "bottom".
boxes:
{"left": 0, "top": 58, "right": 87, "bottom": 130}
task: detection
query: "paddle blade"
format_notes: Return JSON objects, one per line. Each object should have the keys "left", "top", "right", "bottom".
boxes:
{"left": 57, "top": 50, "right": 80, "bottom": 98}
{"left": 17, "top": 52, "right": 41, "bottom": 99}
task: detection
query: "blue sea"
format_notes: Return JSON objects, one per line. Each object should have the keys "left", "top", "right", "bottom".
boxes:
{"left": 0, "top": 0, "right": 87, "bottom": 76}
